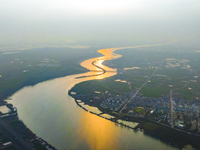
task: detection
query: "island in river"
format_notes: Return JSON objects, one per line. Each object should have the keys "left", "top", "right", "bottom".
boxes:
{"left": 1, "top": 44, "right": 200, "bottom": 149}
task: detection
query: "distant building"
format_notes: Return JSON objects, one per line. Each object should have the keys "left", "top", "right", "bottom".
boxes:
{"left": 198, "top": 118, "right": 200, "bottom": 127}
{"left": 184, "top": 111, "right": 187, "bottom": 116}
{"left": 173, "top": 112, "right": 177, "bottom": 119}
{"left": 196, "top": 112, "right": 199, "bottom": 117}
{"left": 180, "top": 113, "right": 184, "bottom": 120}
{"left": 184, "top": 104, "right": 188, "bottom": 108}
{"left": 190, "top": 112, "right": 193, "bottom": 117}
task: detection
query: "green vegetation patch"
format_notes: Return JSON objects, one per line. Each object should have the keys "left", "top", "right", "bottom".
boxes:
{"left": 140, "top": 84, "right": 170, "bottom": 98}
{"left": 135, "top": 108, "right": 143, "bottom": 113}
{"left": 0, "top": 132, "right": 10, "bottom": 143}
{"left": 33, "top": 142, "right": 47, "bottom": 150}
{"left": 10, "top": 120, "right": 22, "bottom": 127}
{"left": 72, "top": 78, "right": 130, "bottom": 95}
{"left": 181, "top": 89, "right": 193, "bottom": 100}
{"left": 142, "top": 122, "right": 160, "bottom": 131}
{"left": 4, "top": 145, "right": 17, "bottom": 150}
{"left": 156, "top": 68, "right": 188, "bottom": 78}
{"left": 0, "top": 47, "right": 98, "bottom": 101}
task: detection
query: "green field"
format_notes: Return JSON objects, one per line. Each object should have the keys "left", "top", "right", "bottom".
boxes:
{"left": 72, "top": 78, "right": 130, "bottom": 95}
{"left": 0, "top": 47, "right": 99, "bottom": 101}
{"left": 10, "top": 120, "right": 22, "bottom": 127}
{"left": 1, "top": 45, "right": 200, "bottom": 101}
{"left": 0, "top": 132, "right": 10, "bottom": 143}
{"left": 73, "top": 46, "right": 200, "bottom": 100}
{"left": 135, "top": 108, "right": 143, "bottom": 113}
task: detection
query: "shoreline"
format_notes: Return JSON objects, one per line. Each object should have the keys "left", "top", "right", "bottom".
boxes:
{"left": 3, "top": 44, "right": 199, "bottom": 149}
{"left": 0, "top": 46, "right": 121, "bottom": 149}
{"left": 0, "top": 104, "right": 57, "bottom": 150}
{"left": 68, "top": 90, "right": 200, "bottom": 149}
{"left": 67, "top": 45, "right": 200, "bottom": 149}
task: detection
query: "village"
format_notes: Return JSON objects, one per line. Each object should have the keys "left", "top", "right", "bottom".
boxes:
{"left": 73, "top": 89, "right": 200, "bottom": 134}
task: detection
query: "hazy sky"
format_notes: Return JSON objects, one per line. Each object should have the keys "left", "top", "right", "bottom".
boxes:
{"left": 0, "top": 0, "right": 200, "bottom": 48}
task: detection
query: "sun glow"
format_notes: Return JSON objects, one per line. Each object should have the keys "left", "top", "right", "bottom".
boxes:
{"left": 66, "top": 0, "right": 127, "bottom": 13}
{"left": 77, "top": 111, "right": 120, "bottom": 150}
{"left": 46, "top": 0, "right": 143, "bottom": 14}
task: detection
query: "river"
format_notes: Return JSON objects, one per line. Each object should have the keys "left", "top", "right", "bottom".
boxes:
{"left": 9, "top": 46, "right": 177, "bottom": 150}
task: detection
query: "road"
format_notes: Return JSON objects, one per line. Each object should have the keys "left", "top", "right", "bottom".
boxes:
{"left": 0, "top": 118, "right": 33, "bottom": 150}
{"left": 170, "top": 90, "right": 174, "bottom": 128}
{"left": 119, "top": 61, "right": 164, "bottom": 113}
{"left": 170, "top": 80, "right": 191, "bottom": 128}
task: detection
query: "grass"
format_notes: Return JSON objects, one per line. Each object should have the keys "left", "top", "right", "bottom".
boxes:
{"left": 0, "top": 132, "right": 10, "bottom": 143}
{"left": 33, "top": 142, "right": 47, "bottom": 150}
{"left": 10, "top": 120, "right": 22, "bottom": 127}
{"left": 140, "top": 85, "right": 170, "bottom": 98}
{"left": 72, "top": 78, "right": 130, "bottom": 95}
{"left": 72, "top": 65, "right": 200, "bottom": 100}
{"left": 156, "top": 68, "right": 188, "bottom": 78}
{"left": 135, "top": 108, "right": 143, "bottom": 113}
{"left": 1, "top": 46, "right": 199, "bottom": 103}
{"left": 142, "top": 122, "right": 160, "bottom": 131}
{"left": 182, "top": 89, "right": 193, "bottom": 100}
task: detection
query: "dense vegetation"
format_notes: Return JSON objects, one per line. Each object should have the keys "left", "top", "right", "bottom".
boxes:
{"left": 73, "top": 45, "right": 200, "bottom": 100}
{"left": 0, "top": 47, "right": 100, "bottom": 102}
{"left": 1, "top": 44, "right": 200, "bottom": 102}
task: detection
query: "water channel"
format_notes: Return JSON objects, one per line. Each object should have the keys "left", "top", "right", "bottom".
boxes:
{"left": 9, "top": 46, "right": 177, "bottom": 150}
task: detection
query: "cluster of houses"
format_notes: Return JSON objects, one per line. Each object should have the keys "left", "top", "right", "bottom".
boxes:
{"left": 94, "top": 90, "right": 200, "bottom": 133}
{"left": 100, "top": 91, "right": 136, "bottom": 111}
{"left": 172, "top": 99, "right": 200, "bottom": 132}
{"left": 73, "top": 86, "right": 200, "bottom": 133}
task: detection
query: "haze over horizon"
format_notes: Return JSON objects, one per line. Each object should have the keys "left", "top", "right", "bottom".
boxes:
{"left": 0, "top": 0, "right": 200, "bottom": 48}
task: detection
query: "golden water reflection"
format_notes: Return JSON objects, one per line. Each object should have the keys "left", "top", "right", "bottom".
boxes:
{"left": 77, "top": 45, "right": 171, "bottom": 149}
{"left": 75, "top": 48, "right": 123, "bottom": 149}
{"left": 9, "top": 44, "right": 177, "bottom": 150}
{"left": 80, "top": 48, "right": 122, "bottom": 79}
{"left": 77, "top": 112, "right": 120, "bottom": 150}
{"left": 76, "top": 48, "right": 127, "bottom": 149}
{"left": 80, "top": 46, "right": 160, "bottom": 80}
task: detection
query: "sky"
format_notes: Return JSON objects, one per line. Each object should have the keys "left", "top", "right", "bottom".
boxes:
{"left": 0, "top": 0, "right": 200, "bottom": 48}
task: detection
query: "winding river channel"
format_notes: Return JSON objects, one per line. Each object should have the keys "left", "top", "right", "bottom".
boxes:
{"left": 9, "top": 46, "right": 177, "bottom": 150}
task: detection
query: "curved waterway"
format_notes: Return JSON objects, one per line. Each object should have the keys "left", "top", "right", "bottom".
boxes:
{"left": 9, "top": 46, "right": 177, "bottom": 150}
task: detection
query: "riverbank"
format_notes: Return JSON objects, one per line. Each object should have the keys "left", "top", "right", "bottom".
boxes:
{"left": 1, "top": 46, "right": 122, "bottom": 149}
{"left": 67, "top": 45, "right": 200, "bottom": 149}
{"left": 0, "top": 103, "right": 57, "bottom": 150}
{"left": 5, "top": 45, "right": 193, "bottom": 150}
{"left": 68, "top": 89, "right": 200, "bottom": 149}
{"left": 0, "top": 46, "right": 101, "bottom": 104}
{"left": 0, "top": 69, "right": 90, "bottom": 103}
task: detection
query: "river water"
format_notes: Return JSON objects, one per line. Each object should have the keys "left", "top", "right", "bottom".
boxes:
{"left": 9, "top": 47, "right": 177, "bottom": 150}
